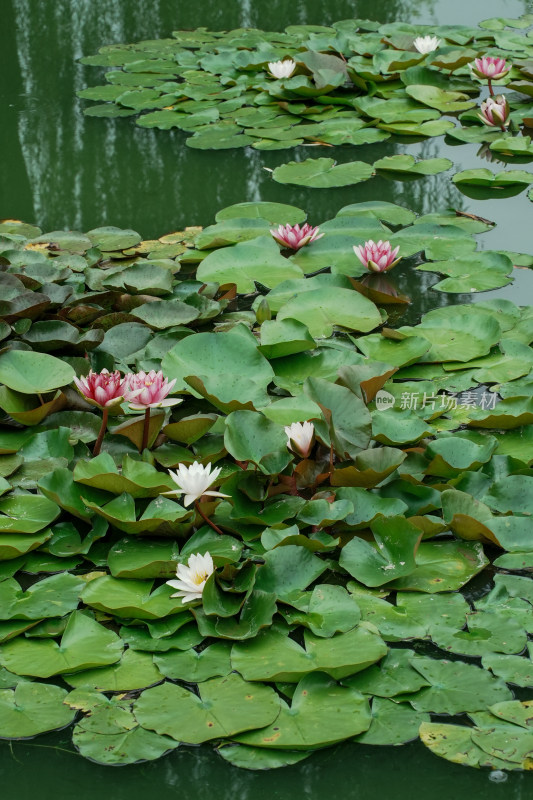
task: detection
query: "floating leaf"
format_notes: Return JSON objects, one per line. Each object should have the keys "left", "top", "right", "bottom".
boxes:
{"left": 135, "top": 673, "right": 280, "bottom": 743}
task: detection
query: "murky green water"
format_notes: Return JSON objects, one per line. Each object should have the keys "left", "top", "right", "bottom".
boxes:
{"left": 1, "top": 0, "right": 533, "bottom": 796}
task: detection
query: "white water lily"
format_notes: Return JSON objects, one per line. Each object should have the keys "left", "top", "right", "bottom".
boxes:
{"left": 166, "top": 552, "right": 214, "bottom": 604}
{"left": 167, "top": 461, "right": 229, "bottom": 506}
{"left": 268, "top": 59, "right": 296, "bottom": 79}
{"left": 413, "top": 35, "right": 441, "bottom": 54}
{"left": 284, "top": 421, "right": 315, "bottom": 458}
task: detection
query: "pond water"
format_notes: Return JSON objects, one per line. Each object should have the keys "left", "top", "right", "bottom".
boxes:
{"left": 1, "top": 0, "right": 533, "bottom": 797}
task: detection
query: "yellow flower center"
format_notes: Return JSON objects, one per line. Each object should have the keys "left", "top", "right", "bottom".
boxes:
{"left": 192, "top": 570, "right": 209, "bottom": 586}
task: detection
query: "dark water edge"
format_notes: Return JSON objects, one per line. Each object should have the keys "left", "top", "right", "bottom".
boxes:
{"left": 1, "top": 730, "right": 530, "bottom": 800}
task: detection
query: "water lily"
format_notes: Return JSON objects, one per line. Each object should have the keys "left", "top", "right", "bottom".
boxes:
{"left": 166, "top": 552, "right": 214, "bottom": 604}
{"left": 73, "top": 369, "right": 133, "bottom": 456}
{"left": 353, "top": 240, "right": 401, "bottom": 273}
{"left": 478, "top": 95, "right": 510, "bottom": 129}
{"left": 123, "top": 370, "right": 180, "bottom": 453}
{"left": 73, "top": 369, "right": 128, "bottom": 410}
{"left": 471, "top": 56, "right": 510, "bottom": 82}
{"left": 167, "top": 461, "right": 229, "bottom": 507}
{"left": 267, "top": 59, "right": 296, "bottom": 79}
{"left": 124, "top": 370, "right": 179, "bottom": 410}
{"left": 285, "top": 421, "right": 315, "bottom": 458}
{"left": 413, "top": 35, "right": 441, "bottom": 54}
{"left": 271, "top": 223, "right": 324, "bottom": 250}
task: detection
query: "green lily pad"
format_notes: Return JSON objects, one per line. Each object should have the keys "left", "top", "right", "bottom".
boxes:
{"left": 408, "top": 657, "right": 513, "bottom": 714}
{"left": 374, "top": 154, "right": 452, "bottom": 176}
{"left": 344, "top": 648, "right": 430, "bottom": 697}
{"left": 0, "top": 494, "right": 60, "bottom": 533}
{"left": 0, "top": 682, "right": 75, "bottom": 739}
{"left": 135, "top": 673, "right": 280, "bottom": 743}
{"left": 387, "top": 541, "right": 489, "bottom": 592}
{"left": 0, "top": 611, "right": 123, "bottom": 677}
{"left": 72, "top": 694, "right": 179, "bottom": 765}
{"left": 0, "top": 351, "right": 75, "bottom": 394}
{"left": 234, "top": 673, "right": 371, "bottom": 749}
{"left": 64, "top": 649, "right": 163, "bottom": 691}
{"left": 217, "top": 744, "right": 312, "bottom": 770}
{"left": 339, "top": 516, "right": 422, "bottom": 588}
{"left": 355, "top": 697, "right": 430, "bottom": 745}
{"left": 231, "top": 624, "right": 387, "bottom": 682}
{"left": 272, "top": 158, "right": 374, "bottom": 188}
{"left": 197, "top": 236, "right": 304, "bottom": 293}
{"left": 81, "top": 576, "right": 188, "bottom": 620}
{"left": 154, "top": 642, "right": 232, "bottom": 683}
{"left": 277, "top": 288, "right": 381, "bottom": 338}
{"left": 162, "top": 325, "right": 274, "bottom": 411}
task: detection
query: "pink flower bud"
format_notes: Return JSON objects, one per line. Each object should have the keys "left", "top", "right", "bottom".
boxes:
{"left": 353, "top": 240, "right": 401, "bottom": 273}
{"left": 73, "top": 369, "right": 127, "bottom": 409}
{"left": 478, "top": 95, "right": 510, "bottom": 128}
{"left": 270, "top": 223, "right": 324, "bottom": 251}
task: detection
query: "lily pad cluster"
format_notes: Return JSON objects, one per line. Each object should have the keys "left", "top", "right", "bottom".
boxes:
{"left": 0, "top": 201, "right": 532, "bottom": 773}
{"left": 78, "top": 17, "right": 533, "bottom": 162}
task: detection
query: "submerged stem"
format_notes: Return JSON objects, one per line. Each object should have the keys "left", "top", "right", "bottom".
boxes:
{"left": 93, "top": 407, "right": 109, "bottom": 456}
{"left": 195, "top": 500, "right": 224, "bottom": 535}
{"left": 141, "top": 407, "right": 151, "bottom": 452}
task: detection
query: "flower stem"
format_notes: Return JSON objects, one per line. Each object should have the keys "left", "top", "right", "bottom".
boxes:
{"left": 195, "top": 501, "right": 224, "bottom": 535}
{"left": 141, "top": 408, "right": 151, "bottom": 452}
{"left": 488, "top": 78, "right": 493, "bottom": 97}
{"left": 93, "top": 407, "right": 109, "bottom": 456}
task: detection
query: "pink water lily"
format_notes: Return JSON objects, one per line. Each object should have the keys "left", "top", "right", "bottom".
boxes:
{"left": 471, "top": 56, "right": 510, "bottom": 81}
{"left": 270, "top": 223, "right": 324, "bottom": 250}
{"left": 73, "top": 369, "right": 128, "bottom": 409}
{"left": 73, "top": 369, "right": 136, "bottom": 457}
{"left": 478, "top": 95, "right": 510, "bottom": 129}
{"left": 353, "top": 240, "right": 401, "bottom": 273}
{"left": 124, "top": 370, "right": 180, "bottom": 410}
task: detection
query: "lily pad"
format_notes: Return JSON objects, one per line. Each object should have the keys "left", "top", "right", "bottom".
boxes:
{"left": 135, "top": 673, "right": 280, "bottom": 743}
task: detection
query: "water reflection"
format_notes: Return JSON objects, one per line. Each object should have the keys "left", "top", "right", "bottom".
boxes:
{"left": 2, "top": 0, "right": 529, "bottom": 240}
{"left": 1, "top": 733, "right": 531, "bottom": 800}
